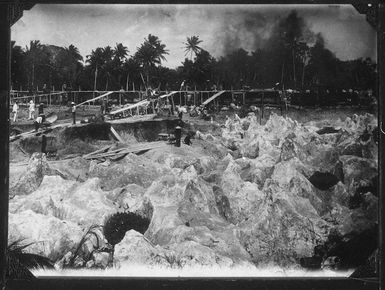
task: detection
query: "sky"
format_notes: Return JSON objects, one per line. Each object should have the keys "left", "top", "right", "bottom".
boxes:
{"left": 11, "top": 4, "right": 377, "bottom": 69}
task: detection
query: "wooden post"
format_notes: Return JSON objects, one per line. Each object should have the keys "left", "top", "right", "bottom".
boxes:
{"left": 0, "top": 5, "right": 10, "bottom": 288}
{"left": 179, "top": 92, "right": 182, "bottom": 105}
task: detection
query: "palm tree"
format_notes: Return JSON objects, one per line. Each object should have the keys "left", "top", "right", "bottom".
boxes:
{"left": 114, "top": 43, "right": 128, "bottom": 63}
{"left": 24, "top": 40, "right": 43, "bottom": 90}
{"left": 101, "top": 46, "right": 114, "bottom": 90}
{"left": 134, "top": 34, "right": 169, "bottom": 88}
{"left": 64, "top": 44, "right": 83, "bottom": 88}
{"left": 113, "top": 43, "right": 128, "bottom": 87}
{"left": 11, "top": 41, "right": 25, "bottom": 90}
{"left": 86, "top": 47, "right": 104, "bottom": 92}
{"left": 183, "top": 36, "right": 203, "bottom": 60}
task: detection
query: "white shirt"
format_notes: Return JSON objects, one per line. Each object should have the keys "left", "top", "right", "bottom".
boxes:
{"left": 29, "top": 102, "right": 35, "bottom": 111}
{"left": 12, "top": 103, "right": 18, "bottom": 112}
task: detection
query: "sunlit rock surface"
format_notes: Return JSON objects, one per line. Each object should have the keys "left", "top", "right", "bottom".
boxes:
{"left": 9, "top": 113, "right": 378, "bottom": 273}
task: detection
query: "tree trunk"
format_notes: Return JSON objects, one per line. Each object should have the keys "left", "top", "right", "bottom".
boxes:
{"left": 281, "top": 61, "right": 285, "bottom": 90}
{"left": 302, "top": 62, "right": 306, "bottom": 89}
{"left": 93, "top": 66, "right": 98, "bottom": 98}
{"left": 292, "top": 48, "right": 296, "bottom": 88}
{"left": 32, "top": 62, "right": 35, "bottom": 90}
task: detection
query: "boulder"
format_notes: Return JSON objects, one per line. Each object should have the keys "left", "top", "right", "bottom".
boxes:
{"left": 167, "top": 240, "right": 233, "bottom": 268}
{"left": 11, "top": 175, "right": 115, "bottom": 227}
{"left": 8, "top": 210, "right": 83, "bottom": 261}
{"left": 340, "top": 155, "right": 377, "bottom": 190}
{"left": 114, "top": 230, "right": 169, "bottom": 267}
{"left": 10, "top": 153, "right": 53, "bottom": 196}
{"left": 88, "top": 153, "right": 167, "bottom": 190}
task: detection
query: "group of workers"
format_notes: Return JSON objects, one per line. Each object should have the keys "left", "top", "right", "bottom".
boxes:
{"left": 12, "top": 99, "right": 45, "bottom": 123}
{"left": 11, "top": 99, "right": 77, "bottom": 132}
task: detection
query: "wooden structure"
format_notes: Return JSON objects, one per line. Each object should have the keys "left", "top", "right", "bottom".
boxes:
{"left": 83, "top": 141, "right": 168, "bottom": 161}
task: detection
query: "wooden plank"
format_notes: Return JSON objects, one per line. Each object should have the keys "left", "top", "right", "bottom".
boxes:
{"left": 201, "top": 90, "right": 226, "bottom": 106}
{"left": 110, "top": 127, "right": 125, "bottom": 143}
{"left": 82, "top": 145, "right": 113, "bottom": 159}
{"left": 9, "top": 127, "right": 52, "bottom": 142}
{"left": 84, "top": 141, "right": 167, "bottom": 160}
{"left": 75, "top": 91, "right": 113, "bottom": 108}
{"left": 109, "top": 91, "right": 178, "bottom": 116}
{"left": 109, "top": 99, "right": 150, "bottom": 115}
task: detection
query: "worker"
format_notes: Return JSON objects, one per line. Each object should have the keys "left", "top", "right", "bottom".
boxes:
{"left": 184, "top": 132, "right": 192, "bottom": 146}
{"left": 178, "top": 106, "right": 183, "bottom": 120}
{"left": 12, "top": 101, "right": 19, "bottom": 122}
{"left": 34, "top": 115, "right": 43, "bottom": 132}
{"left": 175, "top": 126, "right": 181, "bottom": 147}
{"left": 38, "top": 102, "right": 44, "bottom": 115}
{"left": 28, "top": 100, "right": 35, "bottom": 120}
{"left": 71, "top": 102, "right": 76, "bottom": 125}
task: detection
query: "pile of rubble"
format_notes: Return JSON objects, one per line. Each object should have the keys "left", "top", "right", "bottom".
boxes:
{"left": 9, "top": 112, "right": 378, "bottom": 273}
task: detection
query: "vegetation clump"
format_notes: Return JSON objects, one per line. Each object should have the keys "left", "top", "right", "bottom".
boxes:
{"left": 103, "top": 212, "right": 151, "bottom": 246}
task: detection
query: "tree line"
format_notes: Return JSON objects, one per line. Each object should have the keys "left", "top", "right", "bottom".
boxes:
{"left": 11, "top": 11, "right": 376, "bottom": 93}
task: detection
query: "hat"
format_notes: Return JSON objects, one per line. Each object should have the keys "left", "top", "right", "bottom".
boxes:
{"left": 71, "top": 102, "right": 75, "bottom": 105}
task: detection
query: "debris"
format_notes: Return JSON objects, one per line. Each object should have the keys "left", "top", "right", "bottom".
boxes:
{"left": 83, "top": 141, "right": 168, "bottom": 160}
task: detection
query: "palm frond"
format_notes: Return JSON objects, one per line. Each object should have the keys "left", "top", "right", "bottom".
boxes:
{"left": 7, "top": 240, "right": 55, "bottom": 280}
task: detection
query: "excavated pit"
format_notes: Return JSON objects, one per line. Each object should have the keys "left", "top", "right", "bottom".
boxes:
{"left": 112, "top": 118, "right": 184, "bottom": 142}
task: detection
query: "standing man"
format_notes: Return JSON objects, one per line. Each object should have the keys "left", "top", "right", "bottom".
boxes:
{"left": 38, "top": 102, "right": 45, "bottom": 122}
{"left": 175, "top": 126, "right": 182, "bottom": 147}
{"left": 34, "top": 115, "right": 43, "bottom": 132}
{"left": 12, "top": 101, "right": 19, "bottom": 122}
{"left": 71, "top": 102, "right": 76, "bottom": 125}
{"left": 28, "top": 100, "right": 35, "bottom": 120}
{"left": 38, "top": 102, "right": 44, "bottom": 115}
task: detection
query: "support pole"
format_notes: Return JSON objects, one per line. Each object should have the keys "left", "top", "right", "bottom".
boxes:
{"left": 0, "top": 4, "right": 10, "bottom": 289}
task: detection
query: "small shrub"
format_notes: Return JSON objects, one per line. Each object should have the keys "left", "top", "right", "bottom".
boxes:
{"left": 103, "top": 212, "right": 151, "bottom": 246}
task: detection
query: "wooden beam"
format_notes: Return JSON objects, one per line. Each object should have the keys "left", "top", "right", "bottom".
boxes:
{"left": 109, "top": 126, "right": 125, "bottom": 143}
{"left": 75, "top": 91, "right": 113, "bottom": 108}
{"left": 82, "top": 145, "right": 113, "bottom": 159}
